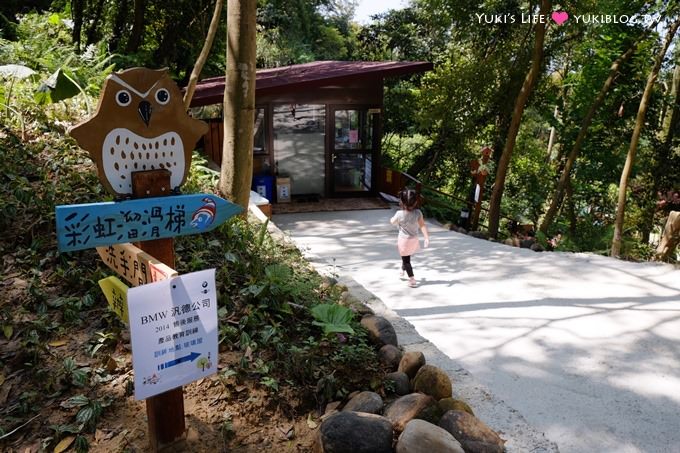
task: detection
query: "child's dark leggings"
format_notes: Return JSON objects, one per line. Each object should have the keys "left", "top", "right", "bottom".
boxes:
{"left": 401, "top": 255, "right": 414, "bottom": 277}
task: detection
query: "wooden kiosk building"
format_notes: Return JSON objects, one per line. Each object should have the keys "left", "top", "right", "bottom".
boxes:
{"left": 190, "top": 60, "right": 432, "bottom": 201}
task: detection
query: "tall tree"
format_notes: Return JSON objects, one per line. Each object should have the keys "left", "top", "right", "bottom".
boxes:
{"left": 647, "top": 56, "right": 680, "bottom": 235}
{"left": 184, "top": 0, "right": 224, "bottom": 109}
{"left": 659, "top": 62, "right": 680, "bottom": 151}
{"left": 219, "top": 0, "right": 256, "bottom": 208}
{"left": 611, "top": 17, "right": 680, "bottom": 257}
{"left": 487, "top": 0, "right": 550, "bottom": 238}
{"left": 108, "top": 0, "right": 129, "bottom": 52}
{"left": 71, "top": 0, "right": 84, "bottom": 51}
{"left": 85, "top": 0, "right": 106, "bottom": 45}
{"left": 539, "top": 37, "right": 643, "bottom": 234}
{"left": 125, "top": 0, "right": 145, "bottom": 53}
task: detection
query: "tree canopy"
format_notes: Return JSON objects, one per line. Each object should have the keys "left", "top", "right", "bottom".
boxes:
{"left": 2, "top": 0, "right": 679, "bottom": 260}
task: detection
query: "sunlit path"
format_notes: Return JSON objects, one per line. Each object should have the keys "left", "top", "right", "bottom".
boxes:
{"left": 275, "top": 208, "right": 680, "bottom": 453}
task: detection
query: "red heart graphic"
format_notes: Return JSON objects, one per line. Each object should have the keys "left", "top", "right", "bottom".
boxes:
{"left": 551, "top": 11, "right": 569, "bottom": 25}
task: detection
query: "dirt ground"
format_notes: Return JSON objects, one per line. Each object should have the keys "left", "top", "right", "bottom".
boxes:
{"left": 0, "top": 321, "right": 324, "bottom": 453}
{"left": 90, "top": 365, "right": 320, "bottom": 452}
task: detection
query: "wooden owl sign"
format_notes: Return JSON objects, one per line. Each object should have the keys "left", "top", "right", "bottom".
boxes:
{"left": 69, "top": 67, "right": 208, "bottom": 196}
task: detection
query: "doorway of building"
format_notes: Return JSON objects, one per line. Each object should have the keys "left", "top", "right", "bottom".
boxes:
{"left": 272, "top": 104, "right": 326, "bottom": 197}
{"left": 329, "top": 107, "right": 379, "bottom": 196}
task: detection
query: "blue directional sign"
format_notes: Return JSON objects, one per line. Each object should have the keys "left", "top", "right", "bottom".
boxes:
{"left": 56, "top": 193, "right": 242, "bottom": 252}
{"left": 158, "top": 352, "right": 201, "bottom": 370}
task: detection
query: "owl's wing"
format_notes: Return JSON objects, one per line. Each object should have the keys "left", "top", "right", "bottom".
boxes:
{"left": 187, "top": 117, "right": 209, "bottom": 145}
{"left": 69, "top": 117, "right": 108, "bottom": 164}
{"left": 179, "top": 117, "right": 208, "bottom": 159}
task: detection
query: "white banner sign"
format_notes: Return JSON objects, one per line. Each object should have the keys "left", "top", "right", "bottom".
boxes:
{"left": 128, "top": 269, "right": 218, "bottom": 400}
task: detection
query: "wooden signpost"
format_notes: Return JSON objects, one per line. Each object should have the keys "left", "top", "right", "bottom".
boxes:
{"left": 132, "top": 170, "right": 185, "bottom": 449}
{"left": 58, "top": 67, "right": 244, "bottom": 451}
{"left": 467, "top": 146, "right": 494, "bottom": 230}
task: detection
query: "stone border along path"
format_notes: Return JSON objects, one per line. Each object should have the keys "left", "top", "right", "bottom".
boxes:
{"left": 253, "top": 206, "right": 558, "bottom": 452}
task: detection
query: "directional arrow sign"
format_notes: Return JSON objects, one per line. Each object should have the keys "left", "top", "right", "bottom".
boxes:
{"left": 97, "top": 243, "right": 178, "bottom": 287}
{"left": 56, "top": 193, "right": 242, "bottom": 252}
{"left": 98, "top": 276, "right": 129, "bottom": 323}
{"left": 158, "top": 352, "right": 201, "bottom": 370}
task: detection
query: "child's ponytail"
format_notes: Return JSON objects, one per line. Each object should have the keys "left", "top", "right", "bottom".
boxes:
{"left": 398, "top": 189, "right": 419, "bottom": 211}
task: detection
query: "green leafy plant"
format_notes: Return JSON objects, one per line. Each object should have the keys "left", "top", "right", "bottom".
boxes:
{"left": 62, "top": 357, "right": 90, "bottom": 387}
{"left": 87, "top": 331, "right": 117, "bottom": 357}
{"left": 220, "top": 411, "right": 235, "bottom": 442}
{"left": 60, "top": 394, "right": 110, "bottom": 432}
{"left": 260, "top": 376, "right": 279, "bottom": 392}
{"left": 74, "top": 434, "right": 89, "bottom": 452}
{"left": 34, "top": 68, "right": 82, "bottom": 105}
{"left": 310, "top": 304, "right": 355, "bottom": 336}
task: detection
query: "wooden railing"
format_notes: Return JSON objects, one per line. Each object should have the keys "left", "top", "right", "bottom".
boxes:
{"left": 379, "top": 167, "right": 515, "bottom": 237}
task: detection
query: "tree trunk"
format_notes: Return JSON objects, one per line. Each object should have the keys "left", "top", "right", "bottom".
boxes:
{"left": 126, "top": 0, "right": 146, "bottom": 53}
{"left": 487, "top": 0, "right": 550, "bottom": 238}
{"left": 660, "top": 63, "right": 680, "bottom": 148}
{"left": 184, "top": 0, "right": 224, "bottom": 110}
{"left": 219, "top": 0, "right": 257, "bottom": 209}
{"left": 546, "top": 105, "right": 558, "bottom": 159}
{"left": 565, "top": 178, "right": 577, "bottom": 237}
{"left": 71, "top": 0, "right": 84, "bottom": 51}
{"left": 611, "top": 18, "right": 680, "bottom": 257}
{"left": 539, "top": 39, "right": 639, "bottom": 235}
{"left": 641, "top": 59, "right": 680, "bottom": 242}
{"left": 85, "top": 0, "right": 105, "bottom": 45}
{"left": 655, "top": 211, "right": 680, "bottom": 260}
{"left": 109, "top": 0, "right": 129, "bottom": 52}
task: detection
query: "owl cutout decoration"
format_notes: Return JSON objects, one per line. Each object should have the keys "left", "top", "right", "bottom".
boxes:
{"left": 69, "top": 67, "right": 208, "bottom": 196}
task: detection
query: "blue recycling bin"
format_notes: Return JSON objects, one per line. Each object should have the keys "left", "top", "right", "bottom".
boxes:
{"left": 252, "top": 175, "right": 274, "bottom": 202}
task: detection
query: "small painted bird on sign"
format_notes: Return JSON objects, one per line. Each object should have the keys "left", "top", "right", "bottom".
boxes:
{"left": 68, "top": 67, "right": 208, "bottom": 196}
{"left": 56, "top": 193, "right": 242, "bottom": 252}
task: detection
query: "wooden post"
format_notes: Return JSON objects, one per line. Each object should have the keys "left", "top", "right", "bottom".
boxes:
{"left": 470, "top": 173, "right": 487, "bottom": 230}
{"left": 132, "top": 169, "right": 186, "bottom": 450}
{"left": 469, "top": 147, "right": 493, "bottom": 231}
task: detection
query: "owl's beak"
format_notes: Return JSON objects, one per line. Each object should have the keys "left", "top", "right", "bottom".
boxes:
{"left": 138, "top": 100, "right": 152, "bottom": 126}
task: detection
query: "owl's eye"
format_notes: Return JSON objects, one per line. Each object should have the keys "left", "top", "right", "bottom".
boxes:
{"left": 116, "top": 90, "right": 132, "bottom": 107}
{"left": 155, "top": 88, "right": 170, "bottom": 105}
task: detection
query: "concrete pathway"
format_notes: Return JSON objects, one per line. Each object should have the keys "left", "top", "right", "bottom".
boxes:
{"left": 273, "top": 208, "right": 680, "bottom": 453}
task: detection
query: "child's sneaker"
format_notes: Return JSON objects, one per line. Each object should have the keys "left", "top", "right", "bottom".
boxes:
{"left": 408, "top": 277, "right": 417, "bottom": 288}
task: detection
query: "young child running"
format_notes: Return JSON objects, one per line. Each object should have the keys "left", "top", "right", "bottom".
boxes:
{"left": 390, "top": 189, "right": 429, "bottom": 287}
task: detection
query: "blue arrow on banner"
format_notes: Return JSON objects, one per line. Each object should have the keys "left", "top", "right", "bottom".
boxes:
{"left": 55, "top": 193, "right": 243, "bottom": 252}
{"left": 158, "top": 351, "right": 201, "bottom": 370}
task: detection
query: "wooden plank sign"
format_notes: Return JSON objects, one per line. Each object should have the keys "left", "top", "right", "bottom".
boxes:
{"left": 97, "top": 243, "right": 178, "bottom": 287}
{"left": 98, "top": 276, "right": 130, "bottom": 323}
{"left": 56, "top": 193, "right": 242, "bottom": 252}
